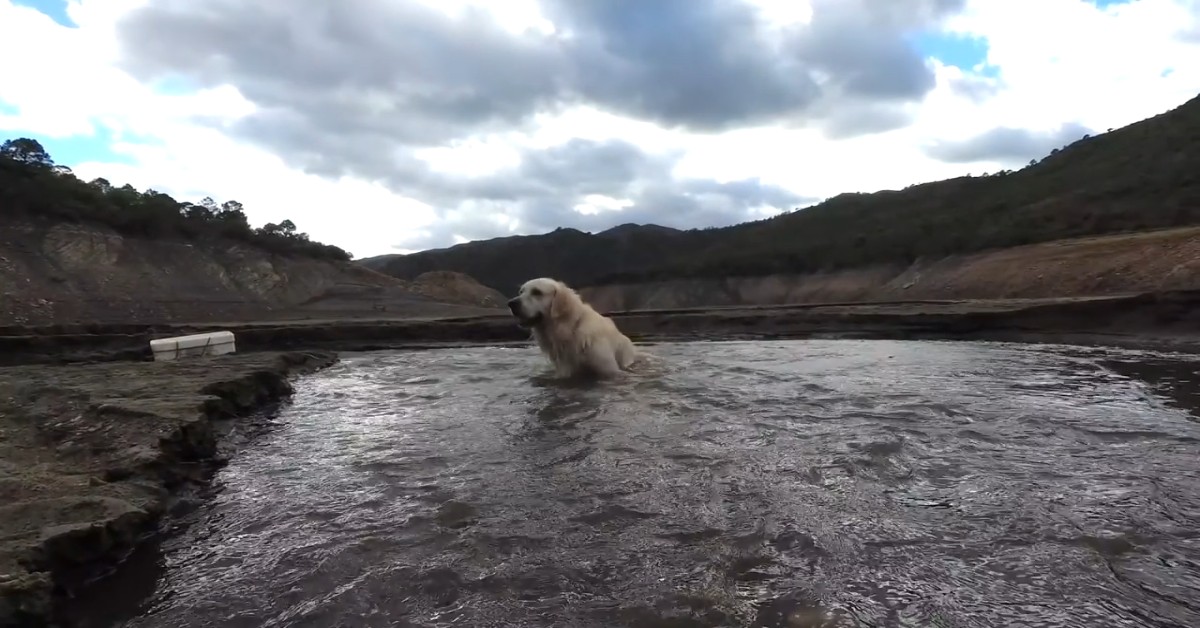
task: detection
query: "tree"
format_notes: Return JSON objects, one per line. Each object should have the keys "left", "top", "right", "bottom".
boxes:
{"left": 142, "top": 189, "right": 182, "bottom": 213}
{"left": 182, "top": 202, "right": 215, "bottom": 221}
{"left": 213, "top": 199, "right": 250, "bottom": 232}
{"left": 109, "top": 184, "right": 141, "bottom": 209}
{"left": 1, "top": 138, "right": 54, "bottom": 168}
{"left": 1, "top": 135, "right": 393, "bottom": 263}
{"left": 90, "top": 177, "right": 112, "bottom": 193}
{"left": 260, "top": 219, "right": 297, "bottom": 237}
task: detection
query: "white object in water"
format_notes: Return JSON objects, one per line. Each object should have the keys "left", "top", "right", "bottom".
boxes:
{"left": 149, "top": 330, "right": 237, "bottom": 362}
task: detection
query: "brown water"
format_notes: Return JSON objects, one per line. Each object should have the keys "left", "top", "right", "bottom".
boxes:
{"left": 101, "top": 340, "right": 1200, "bottom": 627}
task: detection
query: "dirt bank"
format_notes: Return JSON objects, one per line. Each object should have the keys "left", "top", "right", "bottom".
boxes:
{"left": 609, "top": 291, "right": 1200, "bottom": 353}
{"left": 2, "top": 290, "right": 1199, "bottom": 366}
{"left": 580, "top": 227, "right": 1200, "bottom": 311}
{"left": 0, "top": 351, "right": 337, "bottom": 628}
{"left": 0, "top": 220, "right": 501, "bottom": 327}
{"left": 0, "top": 316, "right": 531, "bottom": 366}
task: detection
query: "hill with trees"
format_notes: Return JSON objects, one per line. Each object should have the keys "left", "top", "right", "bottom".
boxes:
{"left": 0, "top": 138, "right": 500, "bottom": 325}
{"left": 361, "top": 92, "right": 1200, "bottom": 295}
{"left": 359, "top": 223, "right": 712, "bottom": 296}
{"left": 0, "top": 137, "right": 350, "bottom": 261}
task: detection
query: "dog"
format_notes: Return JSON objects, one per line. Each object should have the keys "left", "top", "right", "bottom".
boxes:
{"left": 507, "top": 277, "right": 639, "bottom": 379}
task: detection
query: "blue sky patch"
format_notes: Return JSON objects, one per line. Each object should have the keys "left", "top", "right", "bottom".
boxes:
{"left": 38, "top": 130, "right": 133, "bottom": 168}
{"left": 12, "top": 0, "right": 76, "bottom": 28}
{"left": 909, "top": 30, "right": 997, "bottom": 77}
{"left": 0, "top": 121, "right": 137, "bottom": 168}
{"left": 150, "top": 74, "right": 205, "bottom": 96}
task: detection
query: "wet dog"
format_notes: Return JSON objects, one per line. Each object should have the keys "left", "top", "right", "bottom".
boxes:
{"left": 507, "top": 277, "right": 639, "bottom": 379}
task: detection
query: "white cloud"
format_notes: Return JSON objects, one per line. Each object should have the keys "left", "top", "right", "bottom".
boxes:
{"left": 408, "top": 0, "right": 558, "bottom": 36}
{"left": 0, "top": 0, "right": 1198, "bottom": 258}
{"left": 0, "top": 0, "right": 442, "bottom": 258}
{"left": 70, "top": 131, "right": 440, "bottom": 259}
{"left": 574, "top": 194, "right": 634, "bottom": 216}
{"left": 414, "top": 137, "right": 523, "bottom": 179}
{"left": 945, "top": 0, "right": 1200, "bottom": 132}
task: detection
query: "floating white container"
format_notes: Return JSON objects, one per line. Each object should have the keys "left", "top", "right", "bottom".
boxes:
{"left": 149, "top": 330, "right": 237, "bottom": 362}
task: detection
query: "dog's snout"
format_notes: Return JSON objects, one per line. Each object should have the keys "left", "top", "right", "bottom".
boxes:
{"left": 506, "top": 297, "right": 520, "bottom": 312}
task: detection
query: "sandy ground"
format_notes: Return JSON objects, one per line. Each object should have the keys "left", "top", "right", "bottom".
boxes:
{"left": 0, "top": 351, "right": 336, "bottom": 627}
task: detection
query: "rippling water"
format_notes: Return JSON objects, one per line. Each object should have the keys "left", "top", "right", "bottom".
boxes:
{"left": 101, "top": 340, "right": 1200, "bottom": 627}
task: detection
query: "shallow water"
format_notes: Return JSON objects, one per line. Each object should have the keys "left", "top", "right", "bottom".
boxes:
{"left": 103, "top": 340, "right": 1200, "bottom": 627}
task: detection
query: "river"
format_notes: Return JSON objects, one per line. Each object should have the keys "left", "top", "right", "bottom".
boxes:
{"left": 87, "top": 340, "right": 1200, "bottom": 627}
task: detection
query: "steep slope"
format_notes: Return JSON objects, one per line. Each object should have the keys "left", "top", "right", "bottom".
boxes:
{"left": 404, "top": 271, "right": 507, "bottom": 308}
{"left": 0, "top": 139, "right": 501, "bottom": 326}
{"left": 0, "top": 220, "right": 502, "bottom": 325}
{"left": 359, "top": 223, "right": 707, "bottom": 294}
{"left": 580, "top": 227, "right": 1200, "bottom": 311}
{"left": 363, "top": 93, "right": 1200, "bottom": 299}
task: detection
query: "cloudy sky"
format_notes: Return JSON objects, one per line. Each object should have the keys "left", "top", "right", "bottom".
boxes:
{"left": 1, "top": 0, "right": 1198, "bottom": 258}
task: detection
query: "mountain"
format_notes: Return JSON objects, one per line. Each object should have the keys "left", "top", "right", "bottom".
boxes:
{"left": 0, "top": 138, "right": 501, "bottom": 326}
{"left": 362, "top": 93, "right": 1200, "bottom": 300}
{"left": 360, "top": 223, "right": 704, "bottom": 296}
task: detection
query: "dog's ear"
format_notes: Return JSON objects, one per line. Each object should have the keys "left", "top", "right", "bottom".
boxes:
{"left": 549, "top": 283, "right": 576, "bottom": 321}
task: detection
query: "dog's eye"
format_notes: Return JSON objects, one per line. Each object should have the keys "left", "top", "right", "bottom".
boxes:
{"left": 529, "top": 288, "right": 542, "bottom": 297}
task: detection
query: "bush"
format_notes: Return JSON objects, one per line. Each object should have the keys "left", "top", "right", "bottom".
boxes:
{"left": 0, "top": 138, "right": 352, "bottom": 261}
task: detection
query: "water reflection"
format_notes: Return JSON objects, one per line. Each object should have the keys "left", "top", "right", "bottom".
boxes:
{"left": 83, "top": 340, "right": 1200, "bottom": 627}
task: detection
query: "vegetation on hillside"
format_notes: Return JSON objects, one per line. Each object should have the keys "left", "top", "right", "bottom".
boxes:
{"left": 0, "top": 137, "right": 352, "bottom": 261}
{"left": 360, "top": 224, "right": 716, "bottom": 294}
{"left": 365, "top": 93, "right": 1200, "bottom": 291}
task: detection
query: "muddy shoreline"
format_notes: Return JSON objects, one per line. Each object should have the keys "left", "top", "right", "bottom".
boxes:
{"left": 0, "top": 351, "right": 337, "bottom": 628}
{"left": 2, "top": 290, "right": 1199, "bottom": 366}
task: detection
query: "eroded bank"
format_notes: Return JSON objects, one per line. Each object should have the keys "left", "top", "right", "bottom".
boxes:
{"left": 0, "top": 351, "right": 337, "bottom": 627}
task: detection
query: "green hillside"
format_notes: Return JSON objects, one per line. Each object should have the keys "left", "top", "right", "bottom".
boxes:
{"left": 363, "top": 92, "right": 1200, "bottom": 292}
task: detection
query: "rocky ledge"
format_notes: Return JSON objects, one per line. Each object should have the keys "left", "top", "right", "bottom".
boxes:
{"left": 5, "top": 290, "right": 1200, "bottom": 366}
{"left": 0, "top": 351, "right": 338, "bottom": 627}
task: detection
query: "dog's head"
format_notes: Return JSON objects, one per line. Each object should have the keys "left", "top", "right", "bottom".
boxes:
{"left": 507, "top": 277, "right": 578, "bottom": 328}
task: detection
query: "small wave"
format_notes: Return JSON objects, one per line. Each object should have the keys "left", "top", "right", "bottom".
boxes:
{"left": 102, "top": 340, "right": 1200, "bottom": 628}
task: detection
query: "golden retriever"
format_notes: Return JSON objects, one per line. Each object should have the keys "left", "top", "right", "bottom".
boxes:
{"left": 507, "top": 277, "right": 639, "bottom": 379}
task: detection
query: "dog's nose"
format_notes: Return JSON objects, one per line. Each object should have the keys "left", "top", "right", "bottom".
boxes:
{"left": 507, "top": 298, "right": 520, "bottom": 312}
